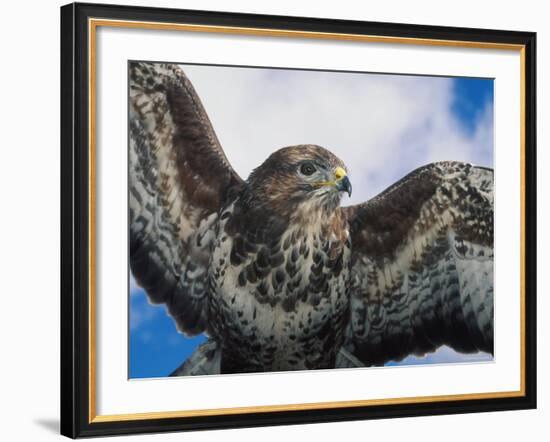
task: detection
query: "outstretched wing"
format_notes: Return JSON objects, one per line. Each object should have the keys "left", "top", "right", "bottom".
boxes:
{"left": 129, "top": 62, "right": 243, "bottom": 335}
{"left": 341, "top": 162, "right": 493, "bottom": 365}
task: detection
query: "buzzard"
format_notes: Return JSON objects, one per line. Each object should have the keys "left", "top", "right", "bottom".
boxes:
{"left": 129, "top": 62, "right": 494, "bottom": 375}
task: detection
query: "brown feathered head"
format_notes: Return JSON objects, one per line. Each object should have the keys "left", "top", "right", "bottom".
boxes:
{"left": 242, "top": 145, "right": 351, "bottom": 219}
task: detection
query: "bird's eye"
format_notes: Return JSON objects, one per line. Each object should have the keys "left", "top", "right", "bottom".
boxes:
{"left": 300, "top": 163, "right": 316, "bottom": 176}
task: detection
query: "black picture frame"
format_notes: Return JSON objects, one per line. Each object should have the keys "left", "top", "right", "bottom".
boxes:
{"left": 60, "top": 2, "right": 537, "bottom": 438}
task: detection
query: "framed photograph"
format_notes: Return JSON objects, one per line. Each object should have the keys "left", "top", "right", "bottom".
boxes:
{"left": 60, "top": 2, "right": 536, "bottom": 438}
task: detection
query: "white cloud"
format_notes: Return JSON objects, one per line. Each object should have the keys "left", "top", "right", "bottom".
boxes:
{"left": 182, "top": 64, "right": 493, "bottom": 206}
{"left": 129, "top": 273, "right": 140, "bottom": 295}
{"left": 389, "top": 345, "right": 493, "bottom": 366}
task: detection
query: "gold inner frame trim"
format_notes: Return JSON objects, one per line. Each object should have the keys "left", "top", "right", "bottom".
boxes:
{"left": 90, "top": 18, "right": 525, "bottom": 50}
{"left": 88, "top": 17, "right": 527, "bottom": 424}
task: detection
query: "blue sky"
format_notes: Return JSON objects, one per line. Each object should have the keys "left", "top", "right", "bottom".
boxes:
{"left": 129, "top": 285, "right": 206, "bottom": 378}
{"left": 129, "top": 65, "right": 494, "bottom": 379}
{"left": 452, "top": 78, "right": 494, "bottom": 134}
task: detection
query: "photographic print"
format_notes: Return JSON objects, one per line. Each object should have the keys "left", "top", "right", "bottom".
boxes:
{"left": 129, "top": 61, "right": 494, "bottom": 378}
{"left": 61, "top": 4, "right": 535, "bottom": 436}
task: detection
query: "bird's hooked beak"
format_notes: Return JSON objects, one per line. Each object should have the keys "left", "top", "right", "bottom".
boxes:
{"left": 334, "top": 167, "right": 352, "bottom": 197}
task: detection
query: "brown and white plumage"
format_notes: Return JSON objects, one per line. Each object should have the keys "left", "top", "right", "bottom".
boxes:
{"left": 129, "top": 62, "right": 494, "bottom": 374}
{"left": 130, "top": 62, "right": 243, "bottom": 335}
{"left": 341, "top": 163, "right": 493, "bottom": 366}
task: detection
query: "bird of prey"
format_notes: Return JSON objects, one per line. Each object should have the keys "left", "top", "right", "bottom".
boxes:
{"left": 129, "top": 62, "right": 494, "bottom": 375}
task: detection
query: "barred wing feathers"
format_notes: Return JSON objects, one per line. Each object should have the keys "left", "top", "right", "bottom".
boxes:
{"left": 342, "top": 162, "right": 494, "bottom": 365}
{"left": 129, "top": 62, "right": 243, "bottom": 335}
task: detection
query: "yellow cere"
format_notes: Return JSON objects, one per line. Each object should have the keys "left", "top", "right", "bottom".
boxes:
{"left": 334, "top": 167, "right": 347, "bottom": 180}
{"left": 313, "top": 167, "right": 348, "bottom": 188}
